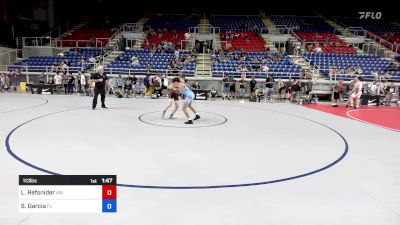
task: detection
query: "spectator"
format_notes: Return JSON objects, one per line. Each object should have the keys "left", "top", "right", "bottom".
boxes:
{"left": 67, "top": 73, "right": 75, "bottom": 94}
{"left": 174, "top": 50, "right": 180, "bottom": 59}
{"left": 222, "top": 75, "right": 231, "bottom": 100}
{"left": 0, "top": 73, "right": 5, "bottom": 92}
{"left": 210, "top": 87, "right": 218, "bottom": 99}
{"left": 144, "top": 74, "right": 150, "bottom": 94}
{"left": 132, "top": 57, "right": 140, "bottom": 66}
{"left": 277, "top": 78, "right": 285, "bottom": 98}
{"left": 192, "top": 81, "right": 201, "bottom": 90}
{"left": 384, "top": 80, "right": 395, "bottom": 106}
{"left": 47, "top": 76, "right": 55, "bottom": 85}
{"left": 355, "top": 67, "right": 363, "bottom": 75}
{"left": 262, "top": 64, "right": 269, "bottom": 72}
{"left": 4, "top": 73, "right": 11, "bottom": 92}
{"left": 345, "top": 66, "right": 354, "bottom": 74}
{"left": 229, "top": 77, "right": 236, "bottom": 99}
{"left": 300, "top": 69, "right": 310, "bottom": 80}
{"left": 315, "top": 44, "right": 322, "bottom": 53}
{"left": 146, "top": 64, "right": 152, "bottom": 74}
{"left": 51, "top": 63, "right": 59, "bottom": 73}
{"left": 60, "top": 61, "right": 69, "bottom": 73}
{"left": 338, "top": 80, "right": 345, "bottom": 102}
{"left": 133, "top": 82, "right": 144, "bottom": 98}
{"left": 250, "top": 76, "right": 257, "bottom": 95}
{"left": 385, "top": 62, "right": 398, "bottom": 72}
{"left": 152, "top": 76, "right": 162, "bottom": 97}
{"left": 238, "top": 79, "right": 246, "bottom": 99}
{"left": 54, "top": 72, "right": 62, "bottom": 93}
{"left": 348, "top": 76, "right": 362, "bottom": 109}
{"left": 254, "top": 84, "right": 265, "bottom": 102}
{"left": 291, "top": 79, "right": 301, "bottom": 102}
{"left": 1, "top": 73, "right": 10, "bottom": 92}
{"left": 124, "top": 77, "right": 133, "bottom": 98}
{"left": 331, "top": 80, "right": 340, "bottom": 107}
{"left": 132, "top": 75, "right": 138, "bottom": 85}
{"left": 116, "top": 75, "right": 124, "bottom": 91}
{"left": 240, "top": 66, "right": 248, "bottom": 79}
{"left": 88, "top": 55, "right": 96, "bottom": 63}
{"left": 11, "top": 69, "right": 22, "bottom": 92}
{"left": 264, "top": 75, "right": 274, "bottom": 102}
{"left": 285, "top": 78, "right": 293, "bottom": 100}
{"left": 62, "top": 72, "right": 68, "bottom": 94}
{"left": 80, "top": 72, "right": 86, "bottom": 95}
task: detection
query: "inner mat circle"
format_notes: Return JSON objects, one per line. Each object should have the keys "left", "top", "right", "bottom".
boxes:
{"left": 139, "top": 111, "right": 228, "bottom": 128}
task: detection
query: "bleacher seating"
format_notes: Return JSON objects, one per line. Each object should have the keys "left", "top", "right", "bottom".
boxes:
{"left": 212, "top": 52, "right": 302, "bottom": 78}
{"left": 58, "top": 18, "right": 118, "bottom": 47}
{"left": 60, "top": 28, "right": 115, "bottom": 47}
{"left": 8, "top": 48, "right": 102, "bottom": 73}
{"left": 221, "top": 32, "right": 266, "bottom": 52}
{"left": 105, "top": 49, "right": 196, "bottom": 76}
{"left": 270, "top": 16, "right": 335, "bottom": 33}
{"left": 210, "top": 16, "right": 267, "bottom": 33}
{"left": 296, "top": 32, "right": 356, "bottom": 54}
{"left": 334, "top": 17, "right": 400, "bottom": 53}
{"left": 334, "top": 17, "right": 400, "bottom": 34}
{"left": 145, "top": 15, "right": 200, "bottom": 31}
{"left": 382, "top": 34, "right": 400, "bottom": 44}
{"left": 304, "top": 53, "right": 400, "bottom": 81}
{"left": 142, "top": 31, "right": 185, "bottom": 50}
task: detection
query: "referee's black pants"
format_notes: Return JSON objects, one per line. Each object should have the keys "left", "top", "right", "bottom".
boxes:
{"left": 93, "top": 88, "right": 106, "bottom": 108}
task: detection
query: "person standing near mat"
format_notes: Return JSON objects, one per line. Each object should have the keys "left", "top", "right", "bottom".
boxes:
{"left": 331, "top": 80, "right": 340, "bottom": 107}
{"left": 348, "top": 76, "right": 362, "bottom": 109}
{"left": 91, "top": 66, "right": 108, "bottom": 110}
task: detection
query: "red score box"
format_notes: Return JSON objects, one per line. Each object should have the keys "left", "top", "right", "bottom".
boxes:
{"left": 102, "top": 185, "right": 117, "bottom": 199}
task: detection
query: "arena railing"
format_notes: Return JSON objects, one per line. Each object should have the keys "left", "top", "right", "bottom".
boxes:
{"left": 325, "top": 26, "right": 399, "bottom": 56}
{"left": 15, "top": 23, "right": 70, "bottom": 48}
{"left": 346, "top": 27, "right": 367, "bottom": 37}
{"left": 103, "top": 67, "right": 195, "bottom": 77}
{"left": 0, "top": 49, "right": 23, "bottom": 65}
{"left": 19, "top": 23, "right": 126, "bottom": 49}
{"left": 212, "top": 40, "right": 227, "bottom": 50}
{"left": 365, "top": 31, "right": 396, "bottom": 53}
{"left": 42, "top": 22, "right": 70, "bottom": 39}
{"left": 20, "top": 37, "right": 58, "bottom": 48}
{"left": 180, "top": 39, "right": 195, "bottom": 51}
{"left": 19, "top": 37, "right": 107, "bottom": 49}
{"left": 2, "top": 65, "right": 97, "bottom": 83}
{"left": 319, "top": 68, "right": 400, "bottom": 82}
{"left": 121, "top": 23, "right": 141, "bottom": 33}
{"left": 301, "top": 54, "right": 321, "bottom": 79}
{"left": 189, "top": 25, "right": 220, "bottom": 34}
{"left": 5, "top": 64, "right": 98, "bottom": 73}
{"left": 289, "top": 29, "right": 302, "bottom": 43}
{"left": 54, "top": 39, "right": 105, "bottom": 48}
{"left": 362, "top": 42, "right": 381, "bottom": 56}
{"left": 212, "top": 71, "right": 301, "bottom": 79}
{"left": 275, "top": 25, "right": 291, "bottom": 35}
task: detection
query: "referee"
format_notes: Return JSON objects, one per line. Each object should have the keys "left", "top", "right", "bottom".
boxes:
{"left": 91, "top": 66, "right": 108, "bottom": 110}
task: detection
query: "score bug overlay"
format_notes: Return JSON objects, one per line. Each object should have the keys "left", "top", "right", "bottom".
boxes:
{"left": 19, "top": 175, "right": 117, "bottom": 213}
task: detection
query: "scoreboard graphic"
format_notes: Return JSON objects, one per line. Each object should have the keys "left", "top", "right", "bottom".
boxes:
{"left": 19, "top": 175, "right": 117, "bottom": 213}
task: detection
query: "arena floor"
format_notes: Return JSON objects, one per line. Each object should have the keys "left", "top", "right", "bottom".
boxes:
{"left": 1, "top": 93, "right": 400, "bottom": 225}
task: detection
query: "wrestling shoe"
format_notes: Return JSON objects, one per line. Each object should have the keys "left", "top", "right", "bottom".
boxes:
{"left": 169, "top": 114, "right": 175, "bottom": 119}
{"left": 194, "top": 115, "right": 200, "bottom": 120}
{"left": 185, "top": 120, "right": 193, "bottom": 124}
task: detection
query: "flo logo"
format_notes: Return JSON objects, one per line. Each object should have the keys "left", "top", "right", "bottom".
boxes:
{"left": 359, "top": 12, "right": 382, "bottom": 19}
